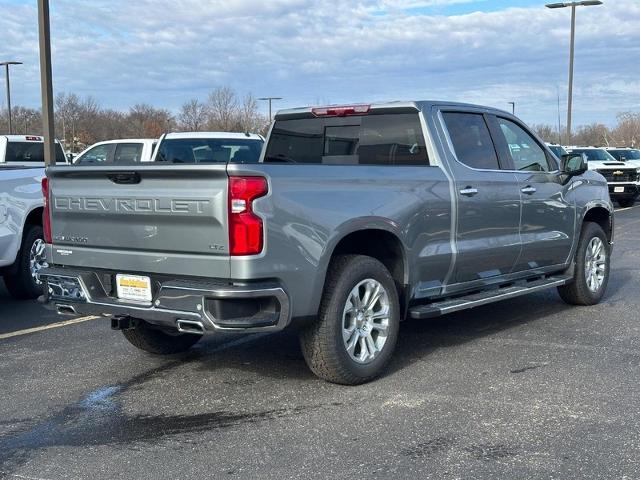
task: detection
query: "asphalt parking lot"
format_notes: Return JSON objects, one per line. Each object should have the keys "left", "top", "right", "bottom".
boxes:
{"left": 1, "top": 207, "right": 640, "bottom": 480}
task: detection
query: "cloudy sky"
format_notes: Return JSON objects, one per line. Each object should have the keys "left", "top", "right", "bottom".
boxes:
{"left": 1, "top": 0, "right": 639, "bottom": 127}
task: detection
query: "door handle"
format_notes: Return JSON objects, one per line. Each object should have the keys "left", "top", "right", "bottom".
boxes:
{"left": 459, "top": 187, "right": 478, "bottom": 197}
{"left": 521, "top": 186, "right": 537, "bottom": 195}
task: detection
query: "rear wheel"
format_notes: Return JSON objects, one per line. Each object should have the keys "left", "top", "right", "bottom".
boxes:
{"left": 122, "top": 319, "right": 202, "bottom": 354}
{"left": 3, "top": 225, "right": 47, "bottom": 300}
{"left": 300, "top": 254, "right": 400, "bottom": 385}
{"left": 558, "top": 221, "right": 610, "bottom": 306}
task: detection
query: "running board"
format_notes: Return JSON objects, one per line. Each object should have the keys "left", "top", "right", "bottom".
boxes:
{"left": 409, "top": 275, "right": 572, "bottom": 320}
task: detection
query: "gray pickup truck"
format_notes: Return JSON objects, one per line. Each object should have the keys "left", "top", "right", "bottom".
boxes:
{"left": 40, "top": 102, "right": 613, "bottom": 384}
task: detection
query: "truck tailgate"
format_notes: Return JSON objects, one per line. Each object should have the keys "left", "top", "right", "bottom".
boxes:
{"left": 46, "top": 165, "right": 231, "bottom": 278}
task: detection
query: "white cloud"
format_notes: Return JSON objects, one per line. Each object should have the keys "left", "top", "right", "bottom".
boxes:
{"left": 1, "top": 0, "right": 638, "bottom": 126}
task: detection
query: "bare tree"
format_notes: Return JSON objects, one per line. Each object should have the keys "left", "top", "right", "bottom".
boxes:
{"left": 127, "top": 104, "right": 174, "bottom": 138}
{"left": 207, "top": 86, "right": 239, "bottom": 131}
{"left": 178, "top": 99, "right": 207, "bottom": 131}
{"left": 532, "top": 124, "right": 557, "bottom": 143}
{"left": 571, "top": 123, "right": 612, "bottom": 147}
{"left": 613, "top": 112, "right": 640, "bottom": 147}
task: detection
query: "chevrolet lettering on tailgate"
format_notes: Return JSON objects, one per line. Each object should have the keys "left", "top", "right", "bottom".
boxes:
{"left": 54, "top": 197, "right": 212, "bottom": 215}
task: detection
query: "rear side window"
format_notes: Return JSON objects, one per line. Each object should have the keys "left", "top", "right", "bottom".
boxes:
{"left": 265, "top": 113, "right": 428, "bottom": 166}
{"left": 442, "top": 112, "right": 499, "bottom": 170}
{"left": 496, "top": 118, "right": 552, "bottom": 172}
{"left": 5, "top": 142, "right": 65, "bottom": 163}
{"left": 114, "top": 143, "right": 143, "bottom": 164}
{"left": 155, "top": 138, "right": 263, "bottom": 164}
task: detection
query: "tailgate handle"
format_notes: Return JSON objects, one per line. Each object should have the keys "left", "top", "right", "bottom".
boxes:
{"left": 107, "top": 172, "right": 141, "bottom": 184}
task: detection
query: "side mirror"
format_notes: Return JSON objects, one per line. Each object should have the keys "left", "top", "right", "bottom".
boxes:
{"left": 561, "top": 153, "right": 587, "bottom": 177}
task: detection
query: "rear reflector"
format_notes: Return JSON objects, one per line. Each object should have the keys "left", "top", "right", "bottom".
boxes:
{"left": 228, "top": 176, "right": 268, "bottom": 256}
{"left": 311, "top": 104, "right": 371, "bottom": 117}
{"left": 42, "top": 177, "right": 52, "bottom": 243}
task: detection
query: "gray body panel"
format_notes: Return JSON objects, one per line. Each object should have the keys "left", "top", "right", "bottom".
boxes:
{"left": 43, "top": 101, "right": 614, "bottom": 323}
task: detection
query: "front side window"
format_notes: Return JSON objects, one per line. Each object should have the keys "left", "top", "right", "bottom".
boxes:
{"left": 442, "top": 112, "right": 499, "bottom": 170}
{"left": 265, "top": 113, "right": 428, "bottom": 166}
{"left": 496, "top": 118, "right": 551, "bottom": 172}
{"left": 76, "top": 144, "right": 112, "bottom": 164}
{"left": 155, "top": 138, "right": 263, "bottom": 164}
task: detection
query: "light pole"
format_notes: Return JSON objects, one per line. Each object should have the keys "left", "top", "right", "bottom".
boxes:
{"left": 546, "top": 1, "right": 603, "bottom": 143}
{"left": 0, "top": 61, "right": 23, "bottom": 134}
{"left": 508, "top": 102, "right": 515, "bottom": 115}
{"left": 38, "top": 0, "right": 56, "bottom": 166}
{"left": 258, "top": 97, "right": 283, "bottom": 122}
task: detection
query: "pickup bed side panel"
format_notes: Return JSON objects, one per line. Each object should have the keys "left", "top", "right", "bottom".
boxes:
{"left": 227, "top": 163, "right": 453, "bottom": 319}
{"left": 0, "top": 167, "right": 45, "bottom": 268}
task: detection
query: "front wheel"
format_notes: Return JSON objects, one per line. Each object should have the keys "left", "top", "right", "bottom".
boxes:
{"left": 558, "top": 221, "right": 610, "bottom": 306}
{"left": 300, "top": 255, "right": 400, "bottom": 385}
{"left": 122, "top": 319, "right": 202, "bottom": 354}
{"left": 3, "top": 225, "right": 47, "bottom": 300}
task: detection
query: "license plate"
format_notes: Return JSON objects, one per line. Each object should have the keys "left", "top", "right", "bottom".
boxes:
{"left": 614, "top": 186, "right": 625, "bottom": 193}
{"left": 116, "top": 274, "right": 152, "bottom": 302}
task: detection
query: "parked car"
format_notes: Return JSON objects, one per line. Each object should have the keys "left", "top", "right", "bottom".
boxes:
{"left": 546, "top": 142, "right": 568, "bottom": 160}
{"left": 73, "top": 139, "right": 158, "bottom": 165}
{"left": 40, "top": 102, "right": 612, "bottom": 384}
{"left": 0, "top": 135, "right": 68, "bottom": 298}
{"left": 566, "top": 146, "right": 639, "bottom": 208}
{"left": 152, "top": 132, "right": 264, "bottom": 164}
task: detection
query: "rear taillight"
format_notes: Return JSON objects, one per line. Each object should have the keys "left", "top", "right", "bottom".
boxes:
{"left": 311, "top": 104, "right": 370, "bottom": 117}
{"left": 228, "top": 176, "right": 268, "bottom": 256}
{"left": 41, "top": 177, "right": 52, "bottom": 243}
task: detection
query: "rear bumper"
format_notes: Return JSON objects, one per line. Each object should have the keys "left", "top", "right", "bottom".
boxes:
{"left": 39, "top": 266, "right": 291, "bottom": 334}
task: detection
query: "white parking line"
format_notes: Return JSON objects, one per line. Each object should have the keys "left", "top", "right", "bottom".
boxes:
{"left": 0, "top": 315, "right": 100, "bottom": 340}
{"left": 616, "top": 205, "right": 640, "bottom": 212}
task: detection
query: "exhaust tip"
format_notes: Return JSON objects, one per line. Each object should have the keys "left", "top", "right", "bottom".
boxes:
{"left": 56, "top": 304, "right": 77, "bottom": 315}
{"left": 176, "top": 319, "right": 205, "bottom": 335}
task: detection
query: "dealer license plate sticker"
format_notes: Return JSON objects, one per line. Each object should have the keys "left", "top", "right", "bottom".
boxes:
{"left": 116, "top": 274, "right": 152, "bottom": 302}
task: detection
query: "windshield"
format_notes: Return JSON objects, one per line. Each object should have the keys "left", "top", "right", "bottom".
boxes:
{"left": 155, "top": 138, "right": 263, "bottom": 164}
{"left": 570, "top": 149, "right": 617, "bottom": 162}
{"left": 608, "top": 149, "right": 640, "bottom": 161}
{"left": 4, "top": 142, "right": 65, "bottom": 163}
{"left": 548, "top": 145, "right": 567, "bottom": 159}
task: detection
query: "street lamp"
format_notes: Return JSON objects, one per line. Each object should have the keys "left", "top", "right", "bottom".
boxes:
{"left": 546, "top": 1, "right": 603, "bottom": 142}
{"left": 258, "top": 97, "right": 283, "bottom": 122}
{"left": 508, "top": 102, "right": 515, "bottom": 115}
{"left": 0, "top": 61, "right": 23, "bottom": 134}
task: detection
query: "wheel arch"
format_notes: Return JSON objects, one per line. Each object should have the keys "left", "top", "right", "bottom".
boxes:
{"left": 582, "top": 204, "right": 613, "bottom": 242}
{"left": 320, "top": 224, "right": 409, "bottom": 316}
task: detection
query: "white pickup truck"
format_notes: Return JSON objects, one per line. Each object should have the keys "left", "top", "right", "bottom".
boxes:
{"left": 0, "top": 135, "right": 68, "bottom": 298}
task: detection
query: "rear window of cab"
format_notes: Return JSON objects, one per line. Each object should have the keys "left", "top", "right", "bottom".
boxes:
{"left": 265, "top": 113, "right": 429, "bottom": 166}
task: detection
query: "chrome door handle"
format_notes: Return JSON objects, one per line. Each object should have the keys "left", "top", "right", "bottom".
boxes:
{"left": 459, "top": 187, "right": 478, "bottom": 197}
{"left": 521, "top": 186, "right": 537, "bottom": 195}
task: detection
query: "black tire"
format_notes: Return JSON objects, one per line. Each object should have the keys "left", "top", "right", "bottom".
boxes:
{"left": 558, "top": 222, "right": 610, "bottom": 306}
{"left": 122, "top": 319, "right": 202, "bottom": 354}
{"left": 617, "top": 199, "right": 635, "bottom": 208}
{"left": 299, "top": 254, "right": 400, "bottom": 385}
{"left": 3, "top": 225, "right": 46, "bottom": 300}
